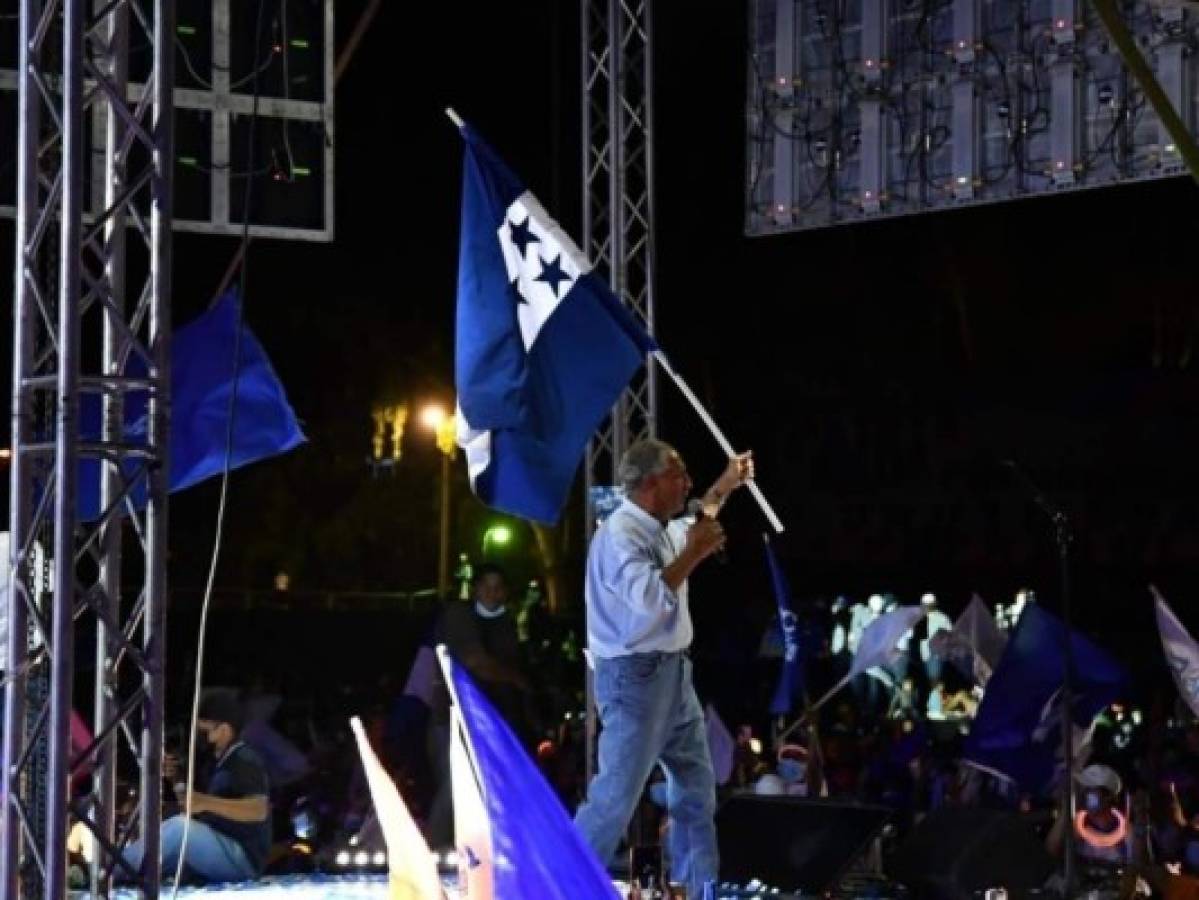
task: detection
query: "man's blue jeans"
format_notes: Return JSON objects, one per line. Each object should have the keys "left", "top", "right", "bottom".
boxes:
{"left": 574, "top": 652, "right": 717, "bottom": 897}
{"left": 122, "top": 815, "right": 256, "bottom": 884}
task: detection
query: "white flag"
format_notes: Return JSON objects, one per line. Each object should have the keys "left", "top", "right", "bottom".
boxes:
{"left": 931, "top": 594, "right": 1007, "bottom": 685}
{"left": 1153, "top": 587, "right": 1199, "bottom": 719}
{"left": 849, "top": 606, "right": 927, "bottom": 681}
{"left": 348, "top": 717, "right": 443, "bottom": 900}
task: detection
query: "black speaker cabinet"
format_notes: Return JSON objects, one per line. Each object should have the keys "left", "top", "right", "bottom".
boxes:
{"left": 888, "top": 807, "right": 1054, "bottom": 900}
{"left": 715, "top": 795, "right": 892, "bottom": 893}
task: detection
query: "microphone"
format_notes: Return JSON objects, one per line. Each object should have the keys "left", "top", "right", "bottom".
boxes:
{"left": 687, "top": 499, "right": 728, "bottom": 564}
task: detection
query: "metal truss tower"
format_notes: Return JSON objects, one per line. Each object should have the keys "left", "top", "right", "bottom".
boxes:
{"left": 581, "top": 0, "right": 660, "bottom": 518}
{"left": 2, "top": 0, "right": 173, "bottom": 895}
{"left": 580, "top": 0, "right": 659, "bottom": 786}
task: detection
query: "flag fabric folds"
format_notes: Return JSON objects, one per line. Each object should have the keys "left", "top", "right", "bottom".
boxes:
{"left": 164, "top": 289, "right": 305, "bottom": 493}
{"left": 931, "top": 594, "right": 1008, "bottom": 686}
{"left": 848, "top": 605, "right": 927, "bottom": 682}
{"left": 705, "top": 704, "right": 735, "bottom": 787}
{"left": 1153, "top": 586, "right": 1199, "bottom": 720}
{"left": 349, "top": 717, "right": 443, "bottom": 900}
{"left": 454, "top": 123, "right": 655, "bottom": 524}
{"left": 78, "top": 289, "right": 305, "bottom": 520}
{"left": 437, "top": 647, "right": 617, "bottom": 899}
{"left": 963, "top": 603, "right": 1127, "bottom": 793}
{"left": 764, "top": 537, "right": 806, "bottom": 715}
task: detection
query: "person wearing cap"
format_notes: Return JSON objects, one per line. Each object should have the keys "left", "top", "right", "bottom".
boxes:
{"left": 573, "top": 438, "right": 753, "bottom": 900}
{"left": 1050, "top": 764, "right": 1177, "bottom": 897}
{"left": 1048, "top": 764, "right": 1133, "bottom": 869}
{"left": 122, "top": 688, "right": 271, "bottom": 884}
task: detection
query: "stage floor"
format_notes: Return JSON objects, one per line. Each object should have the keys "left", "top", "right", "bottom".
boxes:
{"left": 98, "top": 874, "right": 395, "bottom": 899}
{"left": 85, "top": 873, "right": 810, "bottom": 899}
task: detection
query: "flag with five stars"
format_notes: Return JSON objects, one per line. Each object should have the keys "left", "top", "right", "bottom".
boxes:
{"left": 453, "top": 122, "right": 656, "bottom": 524}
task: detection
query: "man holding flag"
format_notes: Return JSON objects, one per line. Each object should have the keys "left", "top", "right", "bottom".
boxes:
{"left": 574, "top": 439, "right": 753, "bottom": 897}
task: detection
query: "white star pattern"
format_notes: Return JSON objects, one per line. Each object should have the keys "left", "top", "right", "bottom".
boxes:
{"left": 497, "top": 192, "right": 592, "bottom": 351}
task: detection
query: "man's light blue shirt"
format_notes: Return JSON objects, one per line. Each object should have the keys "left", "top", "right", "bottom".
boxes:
{"left": 585, "top": 499, "right": 693, "bottom": 658}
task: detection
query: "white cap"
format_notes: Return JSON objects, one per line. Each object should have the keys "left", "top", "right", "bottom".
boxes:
{"left": 868, "top": 594, "right": 884, "bottom": 612}
{"left": 753, "top": 774, "right": 786, "bottom": 796}
{"left": 1077, "top": 764, "right": 1121, "bottom": 795}
{"left": 921, "top": 593, "right": 936, "bottom": 607}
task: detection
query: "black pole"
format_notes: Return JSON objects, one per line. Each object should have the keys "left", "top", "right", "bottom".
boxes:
{"left": 1003, "top": 460, "right": 1075, "bottom": 896}
{"left": 1054, "top": 505, "right": 1075, "bottom": 897}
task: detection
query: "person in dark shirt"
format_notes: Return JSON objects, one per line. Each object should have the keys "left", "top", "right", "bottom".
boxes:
{"left": 424, "top": 563, "right": 529, "bottom": 847}
{"left": 123, "top": 688, "right": 271, "bottom": 884}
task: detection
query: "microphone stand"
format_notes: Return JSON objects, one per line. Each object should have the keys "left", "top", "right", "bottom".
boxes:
{"left": 1002, "top": 460, "right": 1076, "bottom": 898}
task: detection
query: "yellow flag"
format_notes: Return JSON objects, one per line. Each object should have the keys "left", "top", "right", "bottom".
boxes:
{"left": 349, "top": 717, "right": 443, "bottom": 900}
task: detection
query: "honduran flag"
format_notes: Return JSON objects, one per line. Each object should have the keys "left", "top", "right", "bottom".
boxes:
{"left": 452, "top": 119, "right": 656, "bottom": 524}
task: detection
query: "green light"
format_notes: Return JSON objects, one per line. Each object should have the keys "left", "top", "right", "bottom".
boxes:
{"left": 482, "top": 524, "right": 512, "bottom": 554}
{"left": 177, "top": 24, "right": 197, "bottom": 35}
{"left": 179, "top": 156, "right": 197, "bottom": 166}
{"left": 292, "top": 166, "right": 311, "bottom": 177}
{"left": 290, "top": 38, "right": 309, "bottom": 49}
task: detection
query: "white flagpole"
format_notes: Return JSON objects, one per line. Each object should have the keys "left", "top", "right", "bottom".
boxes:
{"left": 435, "top": 644, "right": 485, "bottom": 785}
{"left": 774, "top": 674, "right": 851, "bottom": 746}
{"left": 652, "top": 350, "right": 785, "bottom": 533}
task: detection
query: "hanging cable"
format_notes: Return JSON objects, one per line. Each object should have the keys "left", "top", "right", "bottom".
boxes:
{"left": 169, "top": 0, "right": 269, "bottom": 892}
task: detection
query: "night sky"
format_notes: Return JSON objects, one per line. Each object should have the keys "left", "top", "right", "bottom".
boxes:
{"left": 4, "top": 0, "right": 1199, "bottom": 699}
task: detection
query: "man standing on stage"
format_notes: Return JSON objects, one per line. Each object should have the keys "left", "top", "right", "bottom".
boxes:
{"left": 574, "top": 438, "right": 753, "bottom": 897}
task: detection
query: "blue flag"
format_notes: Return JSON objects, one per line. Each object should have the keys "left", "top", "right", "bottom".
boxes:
{"left": 454, "top": 123, "right": 656, "bottom": 524}
{"left": 79, "top": 290, "right": 305, "bottom": 519}
{"left": 443, "top": 650, "right": 616, "bottom": 899}
{"left": 964, "top": 603, "right": 1127, "bottom": 793}
{"left": 764, "top": 537, "right": 807, "bottom": 715}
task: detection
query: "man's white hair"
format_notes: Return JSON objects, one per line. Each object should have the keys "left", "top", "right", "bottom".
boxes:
{"left": 617, "top": 439, "right": 677, "bottom": 493}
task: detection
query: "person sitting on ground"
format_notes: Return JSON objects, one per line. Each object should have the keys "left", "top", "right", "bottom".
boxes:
{"left": 122, "top": 688, "right": 271, "bottom": 885}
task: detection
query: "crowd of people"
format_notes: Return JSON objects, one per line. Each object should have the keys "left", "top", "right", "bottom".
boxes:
{"left": 60, "top": 440, "right": 1199, "bottom": 898}
{"left": 714, "top": 586, "right": 1199, "bottom": 898}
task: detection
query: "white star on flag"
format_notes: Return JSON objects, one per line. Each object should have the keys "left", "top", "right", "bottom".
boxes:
{"left": 497, "top": 194, "right": 588, "bottom": 350}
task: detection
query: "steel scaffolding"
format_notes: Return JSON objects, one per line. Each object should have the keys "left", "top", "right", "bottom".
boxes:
{"left": 580, "top": 0, "right": 658, "bottom": 784}
{"left": 581, "top": 0, "right": 659, "bottom": 508}
{"left": 2, "top": 0, "right": 173, "bottom": 896}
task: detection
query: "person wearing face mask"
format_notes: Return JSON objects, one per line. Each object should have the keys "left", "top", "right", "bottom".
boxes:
{"left": 1046, "top": 764, "right": 1132, "bottom": 868}
{"left": 425, "top": 562, "right": 529, "bottom": 848}
{"left": 1081, "top": 770, "right": 1132, "bottom": 858}
{"left": 122, "top": 688, "right": 271, "bottom": 884}
{"left": 1048, "top": 765, "right": 1179, "bottom": 897}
